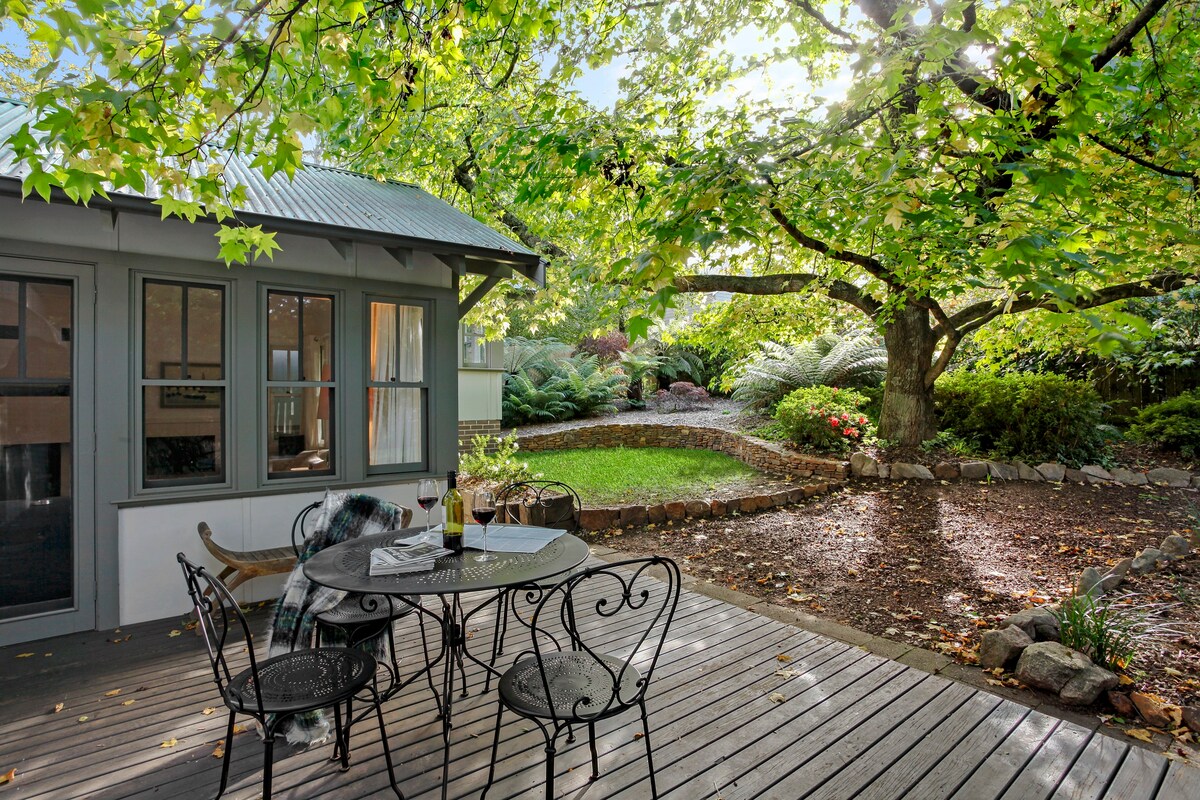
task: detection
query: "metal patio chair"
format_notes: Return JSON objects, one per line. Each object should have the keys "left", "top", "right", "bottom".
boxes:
{"left": 481, "top": 556, "right": 681, "bottom": 800}
{"left": 177, "top": 553, "right": 404, "bottom": 800}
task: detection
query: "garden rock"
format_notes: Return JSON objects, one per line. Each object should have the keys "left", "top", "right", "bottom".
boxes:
{"left": 579, "top": 508, "right": 619, "bottom": 531}
{"left": 1131, "top": 548, "right": 1165, "bottom": 575}
{"left": 709, "top": 499, "right": 727, "bottom": 517}
{"left": 1099, "top": 558, "right": 1132, "bottom": 593}
{"left": 1060, "top": 665, "right": 1119, "bottom": 706}
{"left": 1064, "top": 468, "right": 1087, "bottom": 483}
{"left": 1036, "top": 463, "right": 1066, "bottom": 482}
{"left": 979, "top": 625, "right": 1033, "bottom": 669}
{"left": 960, "top": 461, "right": 989, "bottom": 480}
{"left": 685, "top": 500, "right": 711, "bottom": 519}
{"left": 1081, "top": 465, "right": 1114, "bottom": 484}
{"left": 1147, "top": 467, "right": 1192, "bottom": 487}
{"left": 1075, "top": 567, "right": 1104, "bottom": 597}
{"left": 892, "top": 462, "right": 934, "bottom": 480}
{"left": 1131, "top": 692, "right": 1175, "bottom": 729}
{"left": 1015, "top": 462, "right": 1043, "bottom": 481}
{"left": 990, "top": 462, "right": 1019, "bottom": 481}
{"left": 1160, "top": 535, "right": 1190, "bottom": 559}
{"left": 1015, "top": 642, "right": 1093, "bottom": 693}
{"left": 1000, "top": 607, "right": 1060, "bottom": 642}
{"left": 933, "top": 462, "right": 959, "bottom": 480}
{"left": 877, "top": 464, "right": 890, "bottom": 479}
{"left": 664, "top": 501, "right": 686, "bottom": 520}
{"left": 1183, "top": 706, "right": 1200, "bottom": 733}
{"left": 1108, "top": 691, "right": 1137, "bottom": 718}
{"left": 647, "top": 504, "right": 666, "bottom": 524}
{"left": 619, "top": 505, "right": 649, "bottom": 527}
{"left": 1110, "top": 468, "right": 1148, "bottom": 486}
{"left": 851, "top": 452, "right": 879, "bottom": 477}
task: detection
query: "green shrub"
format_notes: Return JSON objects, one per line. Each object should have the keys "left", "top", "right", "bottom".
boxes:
{"left": 1127, "top": 389, "right": 1200, "bottom": 459}
{"left": 502, "top": 373, "right": 573, "bottom": 426}
{"left": 541, "top": 354, "right": 626, "bottom": 418}
{"left": 934, "top": 372, "right": 1113, "bottom": 467}
{"left": 1054, "top": 590, "right": 1181, "bottom": 672}
{"left": 459, "top": 433, "right": 540, "bottom": 488}
{"left": 775, "top": 386, "right": 874, "bottom": 453}
{"left": 731, "top": 331, "right": 887, "bottom": 412}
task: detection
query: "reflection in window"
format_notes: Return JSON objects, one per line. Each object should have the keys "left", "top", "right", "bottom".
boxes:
{"left": 267, "top": 291, "right": 334, "bottom": 478}
{"left": 461, "top": 324, "right": 488, "bottom": 367}
{"left": 368, "top": 300, "right": 425, "bottom": 468}
{"left": 141, "top": 280, "right": 225, "bottom": 487}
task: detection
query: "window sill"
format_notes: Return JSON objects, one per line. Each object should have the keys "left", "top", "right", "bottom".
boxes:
{"left": 112, "top": 472, "right": 441, "bottom": 509}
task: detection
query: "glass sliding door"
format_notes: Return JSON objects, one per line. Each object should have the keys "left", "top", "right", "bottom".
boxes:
{"left": 0, "top": 275, "right": 75, "bottom": 621}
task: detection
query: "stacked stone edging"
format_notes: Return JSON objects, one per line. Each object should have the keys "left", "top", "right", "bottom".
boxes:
{"left": 850, "top": 453, "right": 1199, "bottom": 489}
{"left": 518, "top": 424, "right": 848, "bottom": 481}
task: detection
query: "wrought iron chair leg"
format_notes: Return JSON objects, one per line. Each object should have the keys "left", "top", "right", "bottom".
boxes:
{"left": 544, "top": 743, "right": 557, "bottom": 800}
{"left": 416, "top": 609, "right": 442, "bottom": 716}
{"left": 214, "top": 710, "right": 236, "bottom": 800}
{"left": 332, "top": 699, "right": 345, "bottom": 764}
{"left": 262, "top": 733, "right": 275, "bottom": 800}
{"left": 343, "top": 695, "right": 355, "bottom": 763}
{"left": 485, "top": 590, "right": 508, "bottom": 693}
{"left": 588, "top": 721, "right": 599, "bottom": 780}
{"left": 370, "top": 686, "right": 405, "bottom": 800}
{"left": 566, "top": 723, "right": 575, "bottom": 744}
{"left": 481, "top": 703, "right": 505, "bottom": 799}
{"left": 639, "top": 700, "right": 658, "bottom": 799}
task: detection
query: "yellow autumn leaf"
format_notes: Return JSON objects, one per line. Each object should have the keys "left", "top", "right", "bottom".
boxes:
{"left": 883, "top": 205, "right": 905, "bottom": 231}
{"left": 1118, "top": 674, "right": 1135, "bottom": 686}
{"left": 53, "top": 702, "right": 64, "bottom": 713}
{"left": 768, "top": 692, "right": 787, "bottom": 704}
{"left": 15, "top": 653, "right": 34, "bottom": 658}
{"left": 77, "top": 716, "right": 88, "bottom": 723}
{"left": 1125, "top": 728, "right": 1154, "bottom": 743}
{"left": 211, "top": 744, "right": 225, "bottom": 759}
{"left": 168, "top": 630, "right": 181, "bottom": 638}
{"left": 122, "top": 700, "right": 136, "bottom": 707}
{"left": 201, "top": 707, "right": 217, "bottom": 716}
{"left": 776, "top": 654, "right": 792, "bottom": 663}
{"left": 160, "top": 738, "right": 178, "bottom": 749}
{"left": 104, "top": 689, "right": 121, "bottom": 697}
{"left": 0, "top": 768, "right": 15, "bottom": 785}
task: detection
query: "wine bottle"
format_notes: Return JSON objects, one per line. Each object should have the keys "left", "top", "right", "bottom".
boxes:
{"left": 441, "top": 470, "right": 464, "bottom": 553}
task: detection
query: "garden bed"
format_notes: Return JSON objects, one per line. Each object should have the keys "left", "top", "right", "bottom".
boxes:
{"left": 599, "top": 479, "right": 1200, "bottom": 743}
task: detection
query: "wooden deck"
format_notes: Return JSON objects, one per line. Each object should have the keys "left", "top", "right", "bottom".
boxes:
{"left": 2, "top": 572, "right": 1197, "bottom": 800}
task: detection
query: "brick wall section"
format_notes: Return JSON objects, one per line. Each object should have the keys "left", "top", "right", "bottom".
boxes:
{"left": 517, "top": 423, "right": 848, "bottom": 480}
{"left": 458, "top": 419, "right": 501, "bottom": 454}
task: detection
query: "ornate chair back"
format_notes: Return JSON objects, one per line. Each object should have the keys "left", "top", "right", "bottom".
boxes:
{"left": 495, "top": 480, "right": 582, "bottom": 531}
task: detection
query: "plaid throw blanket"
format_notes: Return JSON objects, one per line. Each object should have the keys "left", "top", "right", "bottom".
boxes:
{"left": 266, "top": 491, "right": 402, "bottom": 746}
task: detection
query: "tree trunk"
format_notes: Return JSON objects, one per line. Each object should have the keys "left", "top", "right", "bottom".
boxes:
{"left": 878, "top": 303, "right": 938, "bottom": 445}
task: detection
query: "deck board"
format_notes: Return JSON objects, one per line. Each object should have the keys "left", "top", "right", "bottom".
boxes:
{"left": 1, "top": 569, "right": 1195, "bottom": 800}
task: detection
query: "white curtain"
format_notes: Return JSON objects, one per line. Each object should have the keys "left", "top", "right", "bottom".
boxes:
{"left": 369, "top": 304, "right": 422, "bottom": 465}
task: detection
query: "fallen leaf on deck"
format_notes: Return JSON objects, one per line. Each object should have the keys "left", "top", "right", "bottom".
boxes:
{"left": 768, "top": 692, "right": 787, "bottom": 704}
{"left": 77, "top": 716, "right": 88, "bottom": 723}
{"left": 776, "top": 654, "right": 792, "bottom": 663}
{"left": 160, "top": 738, "right": 178, "bottom": 749}
{"left": 168, "top": 630, "right": 181, "bottom": 638}
{"left": 775, "top": 668, "right": 803, "bottom": 679}
{"left": 104, "top": 689, "right": 121, "bottom": 697}
{"left": 0, "top": 768, "right": 15, "bottom": 785}
{"left": 122, "top": 700, "right": 136, "bottom": 707}
{"left": 633, "top": 732, "right": 644, "bottom": 740}
{"left": 211, "top": 742, "right": 225, "bottom": 759}
{"left": 53, "top": 703, "right": 64, "bottom": 713}
{"left": 15, "top": 653, "right": 33, "bottom": 658}
{"left": 201, "top": 707, "right": 217, "bottom": 716}
{"left": 1125, "top": 728, "right": 1154, "bottom": 743}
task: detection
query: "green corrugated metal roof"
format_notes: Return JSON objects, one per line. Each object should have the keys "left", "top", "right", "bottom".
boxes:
{"left": 0, "top": 98, "right": 538, "bottom": 266}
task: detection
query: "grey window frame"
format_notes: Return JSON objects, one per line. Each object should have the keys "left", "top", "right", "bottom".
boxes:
{"left": 364, "top": 294, "right": 430, "bottom": 475}
{"left": 135, "top": 276, "right": 231, "bottom": 491}
{"left": 460, "top": 323, "right": 489, "bottom": 368}
{"left": 262, "top": 286, "right": 338, "bottom": 483}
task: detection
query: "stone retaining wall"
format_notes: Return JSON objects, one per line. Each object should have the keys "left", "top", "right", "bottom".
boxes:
{"left": 517, "top": 424, "right": 848, "bottom": 481}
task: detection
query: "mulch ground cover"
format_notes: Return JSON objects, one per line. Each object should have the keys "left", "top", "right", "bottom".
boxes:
{"left": 597, "top": 479, "right": 1200, "bottom": 754}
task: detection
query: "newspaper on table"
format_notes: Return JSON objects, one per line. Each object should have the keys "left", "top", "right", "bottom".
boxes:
{"left": 369, "top": 541, "right": 451, "bottom": 576}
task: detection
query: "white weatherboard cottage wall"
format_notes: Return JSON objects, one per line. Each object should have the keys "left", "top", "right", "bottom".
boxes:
{"left": 0, "top": 191, "right": 469, "bottom": 642}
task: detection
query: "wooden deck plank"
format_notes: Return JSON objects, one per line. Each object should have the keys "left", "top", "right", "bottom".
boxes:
{"left": 1156, "top": 760, "right": 1200, "bottom": 800}
{"left": 1048, "top": 731, "right": 1129, "bottom": 800}
{"left": 804, "top": 681, "right": 987, "bottom": 800}
{"left": 1, "top": 573, "right": 1194, "bottom": 800}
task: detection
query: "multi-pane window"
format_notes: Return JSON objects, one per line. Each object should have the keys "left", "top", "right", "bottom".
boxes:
{"left": 367, "top": 299, "right": 426, "bottom": 470}
{"left": 141, "top": 280, "right": 226, "bottom": 487}
{"left": 266, "top": 290, "right": 334, "bottom": 478}
{"left": 461, "top": 324, "right": 488, "bottom": 367}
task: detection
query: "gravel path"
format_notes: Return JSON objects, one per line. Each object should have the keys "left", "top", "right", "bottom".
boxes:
{"left": 503, "top": 397, "right": 771, "bottom": 437}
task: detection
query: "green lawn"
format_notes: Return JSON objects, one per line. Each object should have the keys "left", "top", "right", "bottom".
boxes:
{"left": 520, "top": 446, "right": 762, "bottom": 505}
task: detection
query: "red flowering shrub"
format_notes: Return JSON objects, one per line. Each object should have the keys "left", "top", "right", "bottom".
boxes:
{"left": 577, "top": 331, "right": 629, "bottom": 362}
{"left": 774, "top": 385, "right": 874, "bottom": 453}
{"left": 653, "top": 381, "right": 713, "bottom": 413}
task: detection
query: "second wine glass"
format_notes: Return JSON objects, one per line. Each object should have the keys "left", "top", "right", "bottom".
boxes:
{"left": 473, "top": 489, "right": 497, "bottom": 562}
{"left": 417, "top": 478, "right": 439, "bottom": 542}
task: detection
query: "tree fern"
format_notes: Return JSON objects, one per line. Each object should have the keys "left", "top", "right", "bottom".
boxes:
{"left": 732, "top": 331, "right": 887, "bottom": 411}
{"left": 501, "top": 372, "right": 574, "bottom": 426}
{"left": 504, "top": 336, "right": 573, "bottom": 384}
{"left": 543, "top": 354, "right": 626, "bottom": 417}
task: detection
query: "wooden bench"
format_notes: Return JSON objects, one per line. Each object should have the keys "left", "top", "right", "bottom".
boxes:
{"left": 197, "top": 521, "right": 298, "bottom": 596}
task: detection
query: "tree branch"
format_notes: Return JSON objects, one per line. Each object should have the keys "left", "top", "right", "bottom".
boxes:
{"left": 767, "top": 201, "right": 891, "bottom": 280}
{"left": 1086, "top": 133, "right": 1199, "bottom": 185}
{"left": 671, "top": 272, "right": 882, "bottom": 318}
{"left": 1092, "top": 0, "right": 1172, "bottom": 71}
{"left": 949, "top": 271, "right": 1192, "bottom": 335}
{"left": 786, "top": 0, "right": 858, "bottom": 44}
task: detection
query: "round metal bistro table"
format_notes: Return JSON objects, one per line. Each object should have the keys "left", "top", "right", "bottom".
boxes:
{"left": 303, "top": 529, "right": 590, "bottom": 800}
